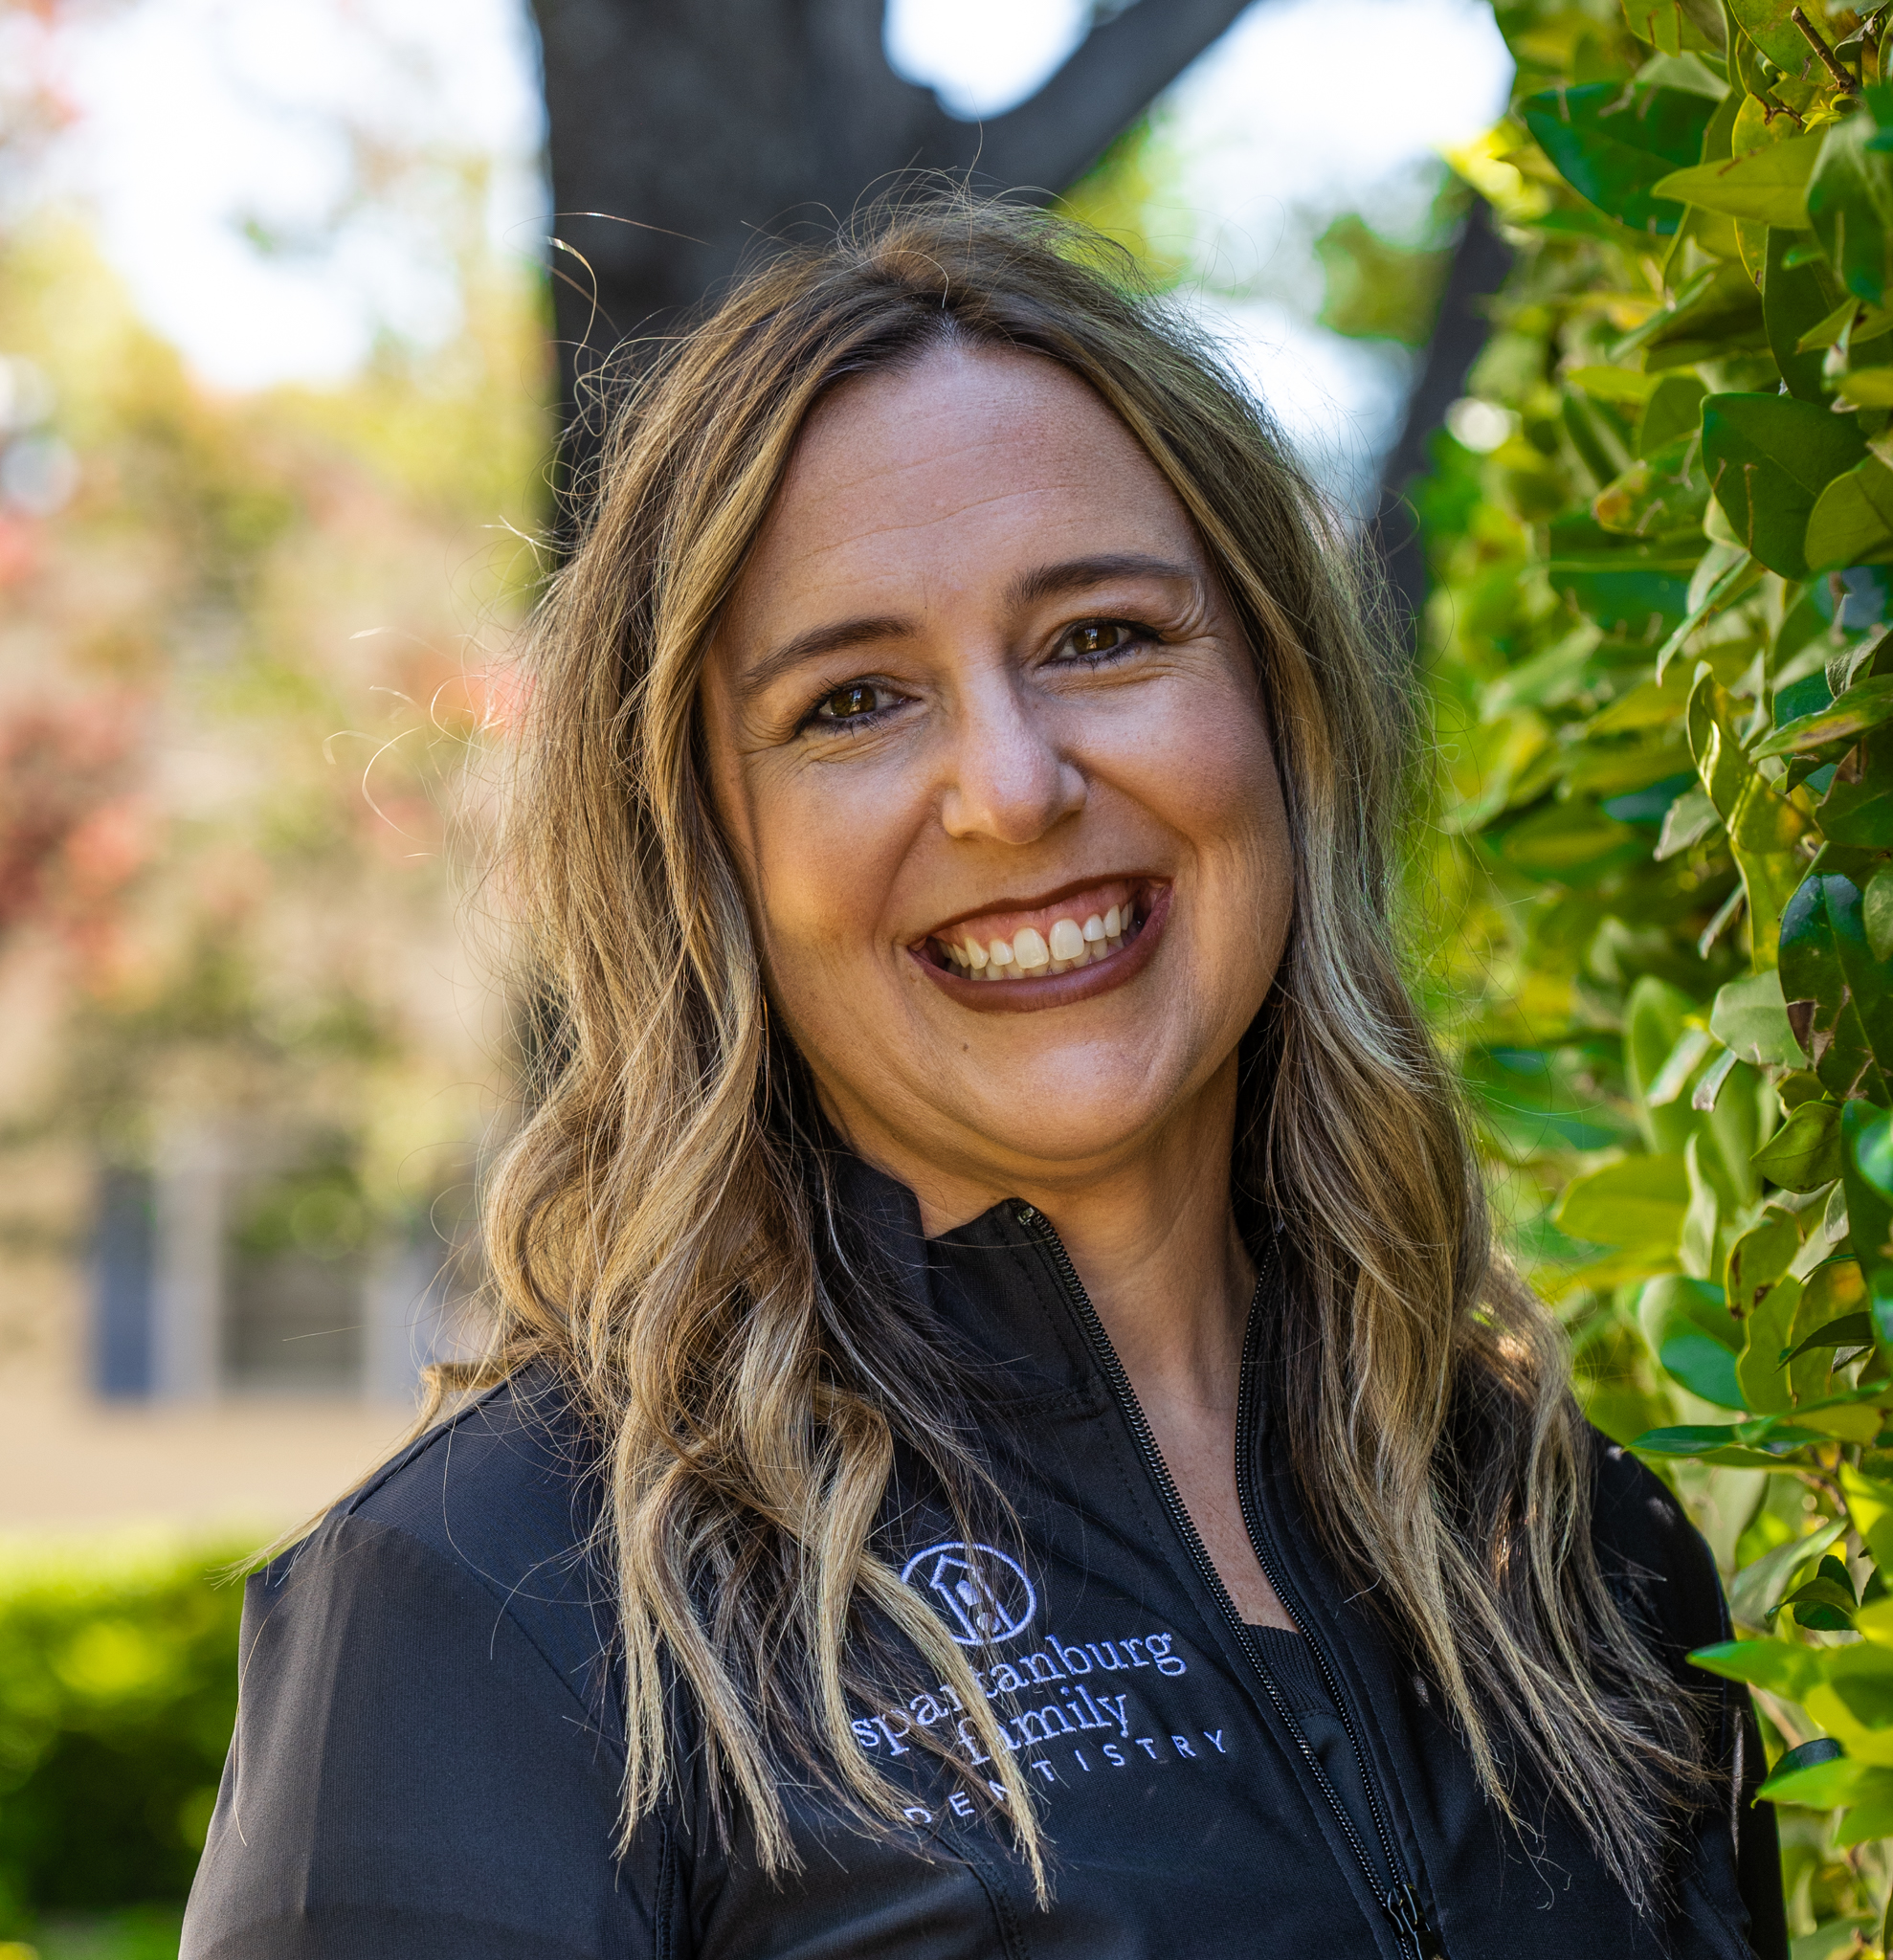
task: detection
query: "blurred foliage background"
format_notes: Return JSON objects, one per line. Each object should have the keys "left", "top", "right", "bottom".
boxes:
{"left": 0, "top": 1542, "right": 241, "bottom": 1959}
{"left": 0, "top": 1, "right": 550, "bottom": 1949}
{"left": 1381, "top": 1, "right": 1893, "bottom": 1950}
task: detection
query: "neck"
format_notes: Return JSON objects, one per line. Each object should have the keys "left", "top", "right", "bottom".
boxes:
{"left": 1025, "top": 1125, "right": 1256, "bottom": 1424}
{"left": 837, "top": 1056, "right": 1257, "bottom": 1423}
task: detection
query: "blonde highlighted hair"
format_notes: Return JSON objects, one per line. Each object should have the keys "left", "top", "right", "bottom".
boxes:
{"left": 454, "top": 191, "right": 1703, "bottom": 1907}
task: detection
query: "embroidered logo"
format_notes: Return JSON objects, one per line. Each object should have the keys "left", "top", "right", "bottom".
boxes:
{"left": 901, "top": 1541, "right": 1036, "bottom": 1646}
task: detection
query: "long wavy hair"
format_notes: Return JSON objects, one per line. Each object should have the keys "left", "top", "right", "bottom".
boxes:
{"left": 459, "top": 192, "right": 1704, "bottom": 1908}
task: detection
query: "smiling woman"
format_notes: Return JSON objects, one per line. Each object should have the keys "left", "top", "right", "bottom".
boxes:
{"left": 181, "top": 197, "right": 1783, "bottom": 1960}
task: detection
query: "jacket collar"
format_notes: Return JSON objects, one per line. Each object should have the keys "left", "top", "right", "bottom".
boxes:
{"left": 826, "top": 1147, "right": 1100, "bottom": 1401}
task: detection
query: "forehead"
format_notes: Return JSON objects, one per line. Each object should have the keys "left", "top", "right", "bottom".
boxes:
{"left": 722, "top": 345, "right": 1202, "bottom": 633}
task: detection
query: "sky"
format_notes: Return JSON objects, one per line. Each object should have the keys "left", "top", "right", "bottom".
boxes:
{"left": 45, "top": 0, "right": 1514, "bottom": 494}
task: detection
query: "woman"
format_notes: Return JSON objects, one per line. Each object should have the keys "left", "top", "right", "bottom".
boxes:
{"left": 182, "top": 198, "right": 1784, "bottom": 1960}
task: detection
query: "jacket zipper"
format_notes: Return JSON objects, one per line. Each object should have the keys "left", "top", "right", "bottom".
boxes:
{"left": 1013, "top": 1201, "right": 1444, "bottom": 1960}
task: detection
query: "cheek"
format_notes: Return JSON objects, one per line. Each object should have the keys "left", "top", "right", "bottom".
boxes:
{"left": 1116, "top": 673, "right": 1285, "bottom": 866}
{"left": 741, "top": 758, "right": 924, "bottom": 988}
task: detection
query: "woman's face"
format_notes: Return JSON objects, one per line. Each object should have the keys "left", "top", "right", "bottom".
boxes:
{"left": 701, "top": 345, "right": 1294, "bottom": 1211}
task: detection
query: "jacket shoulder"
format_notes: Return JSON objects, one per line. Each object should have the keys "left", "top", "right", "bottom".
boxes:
{"left": 181, "top": 1369, "right": 670, "bottom": 1960}
{"left": 1588, "top": 1426, "right": 1730, "bottom": 1657}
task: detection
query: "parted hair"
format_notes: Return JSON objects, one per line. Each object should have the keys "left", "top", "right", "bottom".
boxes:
{"left": 454, "top": 190, "right": 1704, "bottom": 1908}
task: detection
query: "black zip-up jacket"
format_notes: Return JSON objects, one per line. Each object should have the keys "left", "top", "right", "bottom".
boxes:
{"left": 183, "top": 1163, "right": 1786, "bottom": 1960}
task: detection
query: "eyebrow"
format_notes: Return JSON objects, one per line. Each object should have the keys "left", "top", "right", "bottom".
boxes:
{"left": 737, "top": 553, "right": 1200, "bottom": 701}
{"left": 1005, "top": 552, "right": 1199, "bottom": 609}
{"left": 737, "top": 615, "right": 914, "bottom": 701}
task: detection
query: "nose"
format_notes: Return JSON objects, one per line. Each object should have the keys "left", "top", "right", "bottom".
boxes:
{"left": 938, "top": 669, "right": 1086, "bottom": 845}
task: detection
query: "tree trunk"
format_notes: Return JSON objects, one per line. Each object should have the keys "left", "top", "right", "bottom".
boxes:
{"left": 1371, "top": 199, "right": 1513, "bottom": 643}
{"left": 532, "top": 0, "right": 1256, "bottom": 464}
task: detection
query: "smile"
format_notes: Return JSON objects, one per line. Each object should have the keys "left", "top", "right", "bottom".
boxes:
{"left": 908, "top": 880, "right": 1169, "bottom": 1011}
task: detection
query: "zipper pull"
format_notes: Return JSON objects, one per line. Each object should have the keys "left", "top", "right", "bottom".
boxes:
{"left": 1384, "top": 1882, "right": 1445, "bottom": 1958}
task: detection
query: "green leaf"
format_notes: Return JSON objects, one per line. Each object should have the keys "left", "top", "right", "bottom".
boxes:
{"left": 1690, "top": 1636, "right": 1828, "bottom": 1696}
{"left": 1865, "top": 868, "right": 1893, "bottom": 961}
{"left": 1753, "top": 1099, "right": 1846, "bottom": 1190}
{"left": 1638, "top": 370, "right": 1709, "bottom": 454}
{"left": 1793, "top": 292, "right": 1864, "bottom": 353}
{"left": 1776, "top": 1550, "right": 1859, "bottom": 1613}
{"left": 1654, "top": 134, "right": 1823, "bottom": 224}
{"left": 1623, "top": 1, "right": 1725, "bottom": 56}
{"left": 1819, "top": 725, "right": 1893, "bottom": 845}
{"left": 1728, "top": 1202, "right": 1801, "bottom": 1310}
{"left": 1753, "top": 674, "right": 1893, "bottom": 753}
{"left": 1688, "top": 669, "right": 1814, "bottom": 965}
{"left": 1771, "top": 1554, "right": 1860, "bottom": 1629}
{"left": 1759, "top": 1755, "right": 1886, "bottom": 1808}
{"left": 1523, "top": 83, "right": 1721, "bottom": 234}
{"left": 1565, "top": 387, "right": 1635, "bottom": 492}
{"left": 1592, "top": 435, "right": 1711, "bottom": 536}
{"left": 1809, "top": 111, "right": 1893, "bottom": 307}
{"left": 1739, "top": 1265, "right": 1804, "bottom": 1410}
{"left": 1845, "top": 1461, "right": 1893, "bottom": 1567}
{"left": 1804, "top": 1257, "right": 1875, "bottom": 1360}
{"left": 1782, "top": 1310, "right": 1877, "bottom": 1361}
{"left": 1570, "top": 364, "right": 1660, "bottom": 406}
{"left": 1728, "top": 1518, "right": 1847, "bottom": 1624}
{"left": 1726, "top": 0, "right": 1825, "bottom": 70}
{"left": 1653, "top": 546, "right": 1763, "bottom": 681}
{"left": 1710, "top": 969, "right": 1809, "bottom": 1066}
{"left": 1497, "top": 800, "right": 1644, "bottom": 876}
{"left": 1772, "top": 1735, "right": 1845, "bottom": 1776}
{"left": 1655, "top": 783, "right": 1723, "bottom": 858}
{"left": 1702, "top": 392, "right": 1871, "bottom": 579}
{"left": 1836, "top": 367, "right": 1893, "bottom": 409}
{"left": 1547, "top": 514, "right": 1701, "bottom": 635}
{"left": 1559, "top": 1153, "right": 1691, "bottom": 1245}
{"left": 1846, "top": 1102, "right": 1893, "bottom": 1269}
{"left": 1804, "top": 460, "right": 1893, "bottom": 575}
{"left": 1860, "top": 1109, "right": 1893, "bottom": 1199}
{"left": 1630, "top": 259, "right": 1771, "bottom": 368}
{"left": 1640, "top": 1272, "right": 1748, "bottom": 1405}
{"left": 1767, "top": 225, "right": 1851, "bottom": 401}
{"left": 1782, "top": 858, "right": 1893, "bottom": 1103}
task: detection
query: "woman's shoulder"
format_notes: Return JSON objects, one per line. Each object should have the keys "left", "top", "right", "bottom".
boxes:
{"left": 182, "top": 1367, "right": 670, "bottom": 1958}
{"left": 258, "top": 1359, "right": 619, "bottom": 1732}
{"left": 1586, "top": 1423, "right": 1730, "bottom": 1655}
{"left": 329, "top": 1359, "right": 602, "bottom": 1570}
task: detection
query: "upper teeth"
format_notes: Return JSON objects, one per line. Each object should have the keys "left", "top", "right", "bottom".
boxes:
{"left": 941, "top": 902, "right": 1134, "bottom": 980}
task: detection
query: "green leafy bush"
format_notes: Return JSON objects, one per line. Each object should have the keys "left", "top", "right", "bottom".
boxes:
{"left": 0, "top": 1542, "right": 242, "bottom": 1946}
{"left": 1414, "top": 0, "right": 1893, "bottom": 1943}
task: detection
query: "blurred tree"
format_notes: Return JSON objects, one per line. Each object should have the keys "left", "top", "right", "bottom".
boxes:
{"left": 532, "top": 0, "right": 1254, "bottom": 460}
{"left": 533, "top": 0, "right": 1514, "bottom": 615}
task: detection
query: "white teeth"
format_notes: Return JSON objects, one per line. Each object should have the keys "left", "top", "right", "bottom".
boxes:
{"left": 937, "top": 898, "right": 1144, "bottom": 983}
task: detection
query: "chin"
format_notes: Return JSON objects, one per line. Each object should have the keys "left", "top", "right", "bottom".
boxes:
{"left": 942, "top": 1094, "right": 1158, "bottom": 1177}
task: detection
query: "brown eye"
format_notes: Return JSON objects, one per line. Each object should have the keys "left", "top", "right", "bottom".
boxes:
{"left": 1067, "top": 622, "right": 1127, "bottom": 657}
{"left": 817, "top": 683, "right": 880, "bottom": 721}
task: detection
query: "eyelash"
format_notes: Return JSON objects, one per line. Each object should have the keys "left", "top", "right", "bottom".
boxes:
{"left": 796, "top": 618, "right": 1156, "bottom": 734}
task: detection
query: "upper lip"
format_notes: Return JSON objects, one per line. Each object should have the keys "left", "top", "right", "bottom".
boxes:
{"left": 912, "top": 873, "right": 1158, "bottom": 945}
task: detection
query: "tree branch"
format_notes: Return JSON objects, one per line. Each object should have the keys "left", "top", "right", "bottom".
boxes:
{"left": 1372, "top": 198, "right": 1512, "bottom": 646}
{"left": 953, "top": 0, "right": 1259, "bottom": 193}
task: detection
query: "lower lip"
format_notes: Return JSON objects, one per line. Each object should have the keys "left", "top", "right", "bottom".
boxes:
{"left": 909, "top": 886, "right": 1172, "bottom": 1014}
